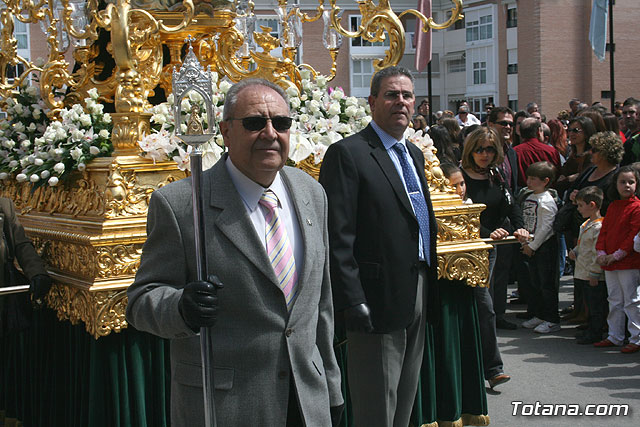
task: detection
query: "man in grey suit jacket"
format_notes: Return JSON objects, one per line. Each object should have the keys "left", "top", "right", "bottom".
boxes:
{"left": 126, "top": 79, "right": 343, "bottom": 427}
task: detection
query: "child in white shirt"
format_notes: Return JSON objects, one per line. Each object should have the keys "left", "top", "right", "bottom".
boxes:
{"left": 520, "top": 161, "right": 560, "bottom": 334}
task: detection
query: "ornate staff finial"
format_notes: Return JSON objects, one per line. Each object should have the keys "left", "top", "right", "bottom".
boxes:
{"left": 184, "top": 34, "right": 196, "bottom": 47}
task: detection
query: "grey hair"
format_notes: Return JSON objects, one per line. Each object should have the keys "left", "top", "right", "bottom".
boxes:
{"left": 370, "top": 66, "right": 415, "bottom": 97}
{"left": 222, "top": 78, "right": 290, "bottom": 121}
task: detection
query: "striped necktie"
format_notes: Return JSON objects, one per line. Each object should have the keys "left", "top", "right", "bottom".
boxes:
{"left": 259, "top": 190, "right": 299, "bottom": 310}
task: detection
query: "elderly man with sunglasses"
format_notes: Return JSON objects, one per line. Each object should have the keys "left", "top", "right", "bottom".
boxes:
{"left": 127, "top": 78, "right": 344, "bottom": 427}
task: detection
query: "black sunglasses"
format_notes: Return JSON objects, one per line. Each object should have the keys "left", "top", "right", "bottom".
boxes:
{"left": 495, "top": 120, "right": 513, "bottom": 127}
{"left": 474, "top": 146, "right": 497, "bottom": 155}
{"left": 228, "top": 116, "right": 293, "bottom": 132}
{"left": 567, "top": 128, "right": 582, "bottom": 134}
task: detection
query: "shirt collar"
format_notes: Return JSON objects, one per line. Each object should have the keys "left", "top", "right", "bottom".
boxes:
{"left": 225, "top": 157, "right": 286, "bottom": 211}
{"left": 370, "top": 120, "right": 406, "bottom": 150}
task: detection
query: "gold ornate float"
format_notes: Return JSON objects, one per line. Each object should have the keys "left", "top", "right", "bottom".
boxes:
{"left": 0, "top": 0, "right": 485, "bottom": 339}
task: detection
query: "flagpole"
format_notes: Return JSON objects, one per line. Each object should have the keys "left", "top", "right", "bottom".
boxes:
{"left": 608, "top": 0, "right": 615, "bottom": 113}
{"left": 427, "top": 61, "right": 433, "bottom": 126}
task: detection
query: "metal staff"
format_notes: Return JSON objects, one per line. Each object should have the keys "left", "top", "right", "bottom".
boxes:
{"left": 173, "top": 36, "right": 219, "bottom": 427}
{"left": 0, "top": 284, "right": 30, "bottom": 296}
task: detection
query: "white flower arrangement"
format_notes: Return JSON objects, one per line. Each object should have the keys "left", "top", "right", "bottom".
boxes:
{"left": 136, "top": 70, "right": 435, "bottom": 170}
{"left": 287, "top": 69, "right": 372, "bottom": 164}
{"left": 0, "top": 85, "right": 113, "bottom": 187}
{"left": 137, "top": 76, "right": 227, "bottom": 171}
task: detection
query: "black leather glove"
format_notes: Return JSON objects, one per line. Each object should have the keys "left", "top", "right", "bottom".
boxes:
{"left": 330, "top": 404, "right": 344, "bottom": 427}
{"left": 343, "top": 303, "right": 374, "bottom": 333}
{"left": 178, "top": 275, "right": 223, "bottom": 331}
{"left": 29, "top": 274, "right": 52, "bottom": 302}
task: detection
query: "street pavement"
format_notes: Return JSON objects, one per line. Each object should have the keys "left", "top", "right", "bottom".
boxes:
{"left": 484, "top": 276, "right": 640, "bottom": 426}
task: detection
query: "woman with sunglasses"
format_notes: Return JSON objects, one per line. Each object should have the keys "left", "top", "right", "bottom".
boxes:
{"left": 460, "top": 127, "right": 528, "bottom": 389}
{"left": 554, "top": 116, "right": 597, "bottom": 199}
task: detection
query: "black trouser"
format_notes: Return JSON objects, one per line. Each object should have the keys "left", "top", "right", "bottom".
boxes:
{"left": 578, "top": 278, "right": 608, "bottom": 340}
{"left": 490, "top": 243, "right": 515, "bottom": 319}
{"left": 287, "top": 376, "right": 304, "bottom": 427}
{"left": 527, "top": 236, "right": 560, "bottom": 323}
{"left": 474, "top": 286, "right": 504, "bottom": 380}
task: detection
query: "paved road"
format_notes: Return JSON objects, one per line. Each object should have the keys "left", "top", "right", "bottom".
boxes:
{"left": 485, "top": 277, "right": 640, "bottom": 426}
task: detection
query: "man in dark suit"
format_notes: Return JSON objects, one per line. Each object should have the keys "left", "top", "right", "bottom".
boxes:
{"left": 487, "top": 107, "right": 521, "bottom": 331}
{"left": 127, "top": 79, "right": 343, "bottom": 427}
{"left": 319, "top": 66, "right": 438, "bottom": 427}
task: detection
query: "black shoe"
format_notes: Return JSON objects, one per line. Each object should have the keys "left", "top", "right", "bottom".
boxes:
{"left": 560, "top": 305, "right": 575, "bottom": 315}
{"left": 496, "top": 318, "right": 518, "bottom": 330}
{"left": 516, "top": 312, "right": 534, "bottom": 320}
{"left": 509, "top": 298, "right": 527, "bottom": 305}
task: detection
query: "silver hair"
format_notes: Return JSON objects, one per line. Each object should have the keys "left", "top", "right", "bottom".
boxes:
{"left": 222, "top": 78, "right": 290, "bottom": 121}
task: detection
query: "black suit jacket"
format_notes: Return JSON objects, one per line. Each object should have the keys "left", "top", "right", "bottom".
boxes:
{"left": 319, "top": 125, "right": 438, "bottom": 333}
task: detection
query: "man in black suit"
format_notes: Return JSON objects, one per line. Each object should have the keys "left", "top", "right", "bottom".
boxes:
{"left": 319, "top": 66, "right": 438, "bottom": 427}
{"left": 487, "top": 106, "right": 521, "bottom": 331}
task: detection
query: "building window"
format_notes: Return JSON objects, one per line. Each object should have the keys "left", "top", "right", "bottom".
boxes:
{"left": 466, "top": 15, "right": 492, "bottom": 42}
{"left": 506, "top": 8, "right": 517, "bottom": 28}
{"left": 448, "top": 58, "right": 465, "bottom": 73}
{"left": 509, "top": 100, "right": 518, "bottom": 112}
{"left": 507, "top": 49, "right": 518, "bottom": 74}
{"left": 473, "top": 61, "right": 487, "bottom": 84}
{"left": 470, "top": 97, "right": 494, "bottom": 117}
{"left": 350, "top": 16, "right": 390, "bottom": 47}
{"left": 352, "top": 59, "right": 375, "bottom": 90}
{"left": 446, "top": 11, "right": 465, "bottom": 30}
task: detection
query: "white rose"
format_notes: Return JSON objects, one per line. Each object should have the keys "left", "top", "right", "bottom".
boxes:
{"left": 79, "top": 114, "right": 92, "bottom": 127}
{"left": 87, "top": 87, "right": 99, "bottom": 99}
{"left": 286, "top": 86, "right": 300, "bottom": 98}
{"left": 20, "top": 157, "right": 29, "bottom": 167}
{"left": 34, "top": 158, "right": 44, "bottom": 166}
{"left": 330, "top": 89, "right": 345, "bottom": 101}
{"left": 345, "top": 97, "right": 358, "bottom": 107}
{"left": 345, "top": 105, "right": 358, "bottom": 118}
{"left": 14, "top": 122, "right": 25, "bottom": 133}
{"left": 3, "top": 140, "right": 15, "bottom": 149}
{"left": 54, "top": 162, "right": 65, "bottom": 173}
{"left": 70, "top": 146, "right": 83, "bottom": 160}
{"left": 218, "top": 80, "right": 232, "bottom": 94}
{"left": 312, "top": 90, "right": 323, "bottom": 102}
{"left": 89, "top": 145, "right": 100, "bottom": 155}
{"left": 300, "top": 69, "right": 311, "bottom": 80}
{"left": 103, "top": 113, "right": 111, "bottom": 123}
{"left": 48, "top": 176, "right": 59, "bottom": 186}
{"left": 316, "top": 75, "right": 328, "bottom": 88}
{"left": 290, "top": 97, "right": 301, "bottom": 110}
{"left": 34, "top": 137, "right": 45, "bottom": 146}
{"left": 0, "top": 172, "right": 8, "bottom": 179}
{"left": 30, "top": 174, "right": 40, "bottom": 183}
{"left": 77, "top": 162, "right": 86, "bottom": 171}
{"left": 71, "top": 129, "right": 84, "bottom": 141}
{"left": 328, "top": 102, "right": 341, "bottom": 116}
{"left": 16, "top": 173, "right": 27, "bottom": 182}
{"left": 8, "top": 160, "right": 18, "bottom": 168}
{"left": 28, "top": 122, "right": 37, "bottom": 131}
{"left": 26, "top": 86, "right": 38, "bottom": 96}
{"left": 13, "top": 104, "right": 23, "bottom": 115}
{"left": 40, "top": 170, "right": 50, "bottom": 179}
{"left": 32, "top": 109, "right": 41, "bottom": 120}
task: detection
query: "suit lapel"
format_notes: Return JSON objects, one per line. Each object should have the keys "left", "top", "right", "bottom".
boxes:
{"left": 365, "top": 126, "right": 415, "bottom": 217}
{"left": 280, "top": 168, "right": 314, "bottom": 316}
{"left": 207, "top": 160, "right": 279, "bottom": 286}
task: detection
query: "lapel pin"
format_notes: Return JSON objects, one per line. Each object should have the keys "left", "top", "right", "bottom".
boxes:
{"left": 306, "top": 218, "right": 313, "bottom": 226}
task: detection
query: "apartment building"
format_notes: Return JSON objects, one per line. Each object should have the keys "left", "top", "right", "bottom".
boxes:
{"left": 12, "top": 0, "right": 639, "bottom": 119}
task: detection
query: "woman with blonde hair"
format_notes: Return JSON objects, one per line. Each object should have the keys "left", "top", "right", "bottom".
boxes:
{"left": 461, "top": 127, "right": 529, "bottom": 389}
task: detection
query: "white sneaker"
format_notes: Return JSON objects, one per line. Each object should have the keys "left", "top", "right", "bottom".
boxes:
{"left": 534, "top": 321, "right": 561, "bottom": 334}
{"left": 521, "top": 317, "right": 544, "bottom": 329}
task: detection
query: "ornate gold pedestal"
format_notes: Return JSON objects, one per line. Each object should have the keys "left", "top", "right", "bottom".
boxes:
{"left": 1, "top": 156, "right": 187, "bottom": 338}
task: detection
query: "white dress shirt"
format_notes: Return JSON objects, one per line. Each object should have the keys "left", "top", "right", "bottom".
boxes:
{"left": 225, "top": 157, "right": 304, "bottom": 275}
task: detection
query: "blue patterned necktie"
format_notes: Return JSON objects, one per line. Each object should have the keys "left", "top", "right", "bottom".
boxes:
{"left": 392, "top": 142, "right": 431, "bottom": 265}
